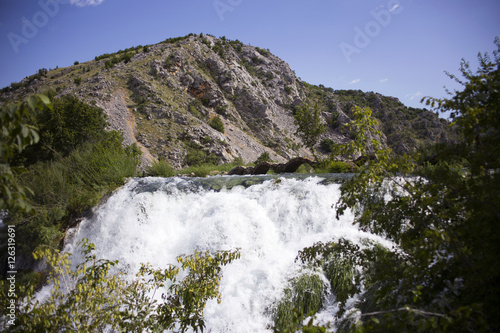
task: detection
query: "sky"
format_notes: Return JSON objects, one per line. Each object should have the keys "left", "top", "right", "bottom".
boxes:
{"left": 1, "top": 0, "right": 499, "bottom": 111}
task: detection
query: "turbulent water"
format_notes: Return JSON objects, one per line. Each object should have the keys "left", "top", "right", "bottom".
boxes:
{"left": 63, "top": 174, "right": 389, "bottom": 332}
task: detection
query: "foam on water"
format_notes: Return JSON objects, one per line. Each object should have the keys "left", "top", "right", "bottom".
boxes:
{"left": 63, "top": 175, "right": 388, "bottom": 332}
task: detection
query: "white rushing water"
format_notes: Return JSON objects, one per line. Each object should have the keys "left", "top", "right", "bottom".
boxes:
{"left": 63, "top": 175, "right": 388, "bottom": 332}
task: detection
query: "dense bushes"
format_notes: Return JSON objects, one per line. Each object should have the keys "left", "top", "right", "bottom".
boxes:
{"left": 94, "top": 45, "right": 144, "bottom": 62}
{"left": 0, "top": 69, "right": 49, "bottom": 94}
{"left": 16, "top": 94, "right": 108, "bottom": 164}
{"left": 104, "top": 52, "right": 134, "bottom": 69}
{"left": 291, "top": 39, "right": 500, "bottom": 332}
{"left": 293, "top": 103, "right": 325, "bottom": 160}
{"left": 208, "top": 115, "right": 225, "bottom": 133}
{"left": 273, "top": 273, "right": 325, "bottom": 332}
{"left": 146, "top": 159, "right": 176, "bottom": 177}
{"left": 14, "top": 133, "right": 138, "bottom": 255}
{"left": 0, "top": 240, "right": 240, "bottom": 332}
{"left": 320, "top": 138, "right": 335, "bottom": 152}
{"left": 2, "top": 95, "right": 140, "bottom": 260}
{"left": 0, "top": 95, "right": 46, "bottom": 213}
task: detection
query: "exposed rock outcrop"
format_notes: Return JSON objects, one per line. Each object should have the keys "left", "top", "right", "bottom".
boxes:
{"left": 1, "top": 34, "right": 455, "bottom": 169}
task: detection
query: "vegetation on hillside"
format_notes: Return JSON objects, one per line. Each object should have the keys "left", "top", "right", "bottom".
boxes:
{"left": 1, "top": 33, "right": 452, "bottom": 166}
{"left": 293, "top": 103, "right": 326, "bottom": 160}
{"left": 1, "top": 94, "right": 140, "bottom": 263}
{"left": 302, "top": 81, "right": 455, "bottom": 155}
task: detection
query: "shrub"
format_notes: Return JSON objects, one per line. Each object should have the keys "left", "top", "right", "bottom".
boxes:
{"left": 201, "top": 38, "right": 211, "bottom": 47}
{"left": 320, "top": 138, "right": 335, "bottom": 153}
{"left": 124, "top": 142, "right": 142, "bottom": 162}
{"left": 251, "top": 55, "right": 263, "bottom": 65}
{"left": 189, "top": 105, "right": 201, "bottom": 118}
{"left": 18, "top": 94, "right": 108, "bottom": 163}
{"left": 232, "top": 156, "right": 244, "bottom": 166}
{"left": 273, "top": 273, "right": 325, "bottom": 332}
{"left": 184, "top": 148, "right": 206, "bottom": 167}
{"left": 212, "top": 40, "right": 225, "bottom": 58}
{"left": 293, "top": 103, "right": 326, "bottom": 160}
{"left": 209, "top": 115, "right": 225, "bottom": 133}
{"left": 4, "top": 95, "right": 139, "bottom": 259}
{"left": 239, "top": 59, "right": 258, "bottom": 77}
{"left": 0, "top": 95, "right": 47, "bottom": 213}
{"left": 230, "top": 39, "right": 243, "bottom": 52}
{"left": 121, "top": 52, "right": 133, "bottom": 63}
{"left": 296, "top": 164, "right": 313, "bottom": 174}
{"left": 215, "top": 105, "right": 227, "bottom": 116}
{"left": 0, "top": 240, "right": 240, "bottom": 332}
{"left": 9, "top": 132, "right": 139, "bottom": 257}
{"left": 256, "top": 47, "right": 270, "bottom": 57}
{"left": 146, "top": 159, "right": 175, "bottom": 177}
{"left": 254, "top": 152, "right": 271, "bottom": 164}
{"left": 164, "top": 36, "right": 189, "bottom": 44}
{"left": 181, "top": 163, "right": 216, "bottom": 177}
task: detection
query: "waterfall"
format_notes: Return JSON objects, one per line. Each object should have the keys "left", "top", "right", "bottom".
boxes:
{"left": 62, "top": 175, "right": 389, "bottom": 332}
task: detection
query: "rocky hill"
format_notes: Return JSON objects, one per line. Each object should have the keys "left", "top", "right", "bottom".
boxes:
{"left": 0, "top": 34, "right": 455, "bottom": 168}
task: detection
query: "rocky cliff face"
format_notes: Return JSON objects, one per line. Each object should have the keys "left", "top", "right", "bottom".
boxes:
{"left": 0, "top": 34, "right": 455, "bottom": 168}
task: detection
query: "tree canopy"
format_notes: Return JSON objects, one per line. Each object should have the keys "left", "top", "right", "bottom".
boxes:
{"left": 296, "top": 38, "right": 500, "bottom": 332}
{"left": 293, "top": 103, "right": 326, "bottom": 160}
{"left": 16, "top": 94, "right": 108, "bottom": 165}
{"left": 0, "top": 239, "right": 240, "bottom": 332}
{"left": 1, "top": 95, "right": 48, "bottom": 212}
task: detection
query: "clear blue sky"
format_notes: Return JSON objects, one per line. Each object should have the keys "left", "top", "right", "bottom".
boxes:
{"left": 1, "top": 0, "right": 499, "bottom": 110}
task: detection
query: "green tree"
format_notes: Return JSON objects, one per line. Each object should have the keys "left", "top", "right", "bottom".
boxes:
{"left": 293, "top": 103, "right": 326, "bottom": 160}
{"left": 19, "top": 94, "right": 108, "bottom": 164}
{"left": 0, "top": 239, "right": 240, "bottom": 332}
{"left": 0, "top": 95, "right": 48, "bottom": 212}
{"left": 146, "top": 159, "right": 176, "bottom": 177}
{"left": 331, "top": 105, "right": 384, "bottom": 161}
{"left": 209, "top": 115, "right": 225, "bottom": 133}
{"left": 4, "top": 95, "right": 139, "bottom": 258}
{"left": 297, "top": 38, "right": 500, "bottom": 332}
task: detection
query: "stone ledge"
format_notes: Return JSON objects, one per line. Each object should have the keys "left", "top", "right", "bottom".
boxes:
{"left": 228, "top": 157, "right": 316, "bottom": 175}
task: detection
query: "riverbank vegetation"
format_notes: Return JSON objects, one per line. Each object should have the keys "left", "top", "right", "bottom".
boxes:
{"left": 1, "top": 39, "right": 499, "bottom": 332}
{"left": 1, "top": 94, "right": 140, "bottom": 263}
{"left": 1, "top": 239, "right": 239, "bottom": 332}
{"left": 281, "top": 38, "right": 500, "bottom": 332}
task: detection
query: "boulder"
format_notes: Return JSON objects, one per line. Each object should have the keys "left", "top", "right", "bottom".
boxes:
{"left": 228, "top": 157, "right": 316, "bottom": 175}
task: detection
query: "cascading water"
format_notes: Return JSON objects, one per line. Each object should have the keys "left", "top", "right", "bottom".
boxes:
{"left": 62, "top": 174, "right": 390, "bottom": 332}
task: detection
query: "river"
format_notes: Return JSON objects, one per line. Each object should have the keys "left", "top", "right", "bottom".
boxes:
{"left": 61, "top": 174, "right": 390, "bottom": 332}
